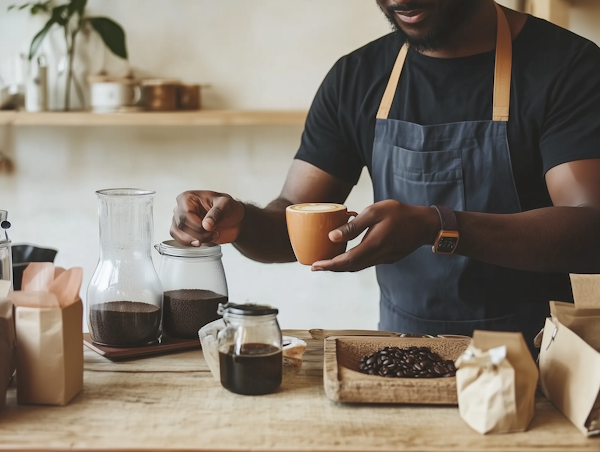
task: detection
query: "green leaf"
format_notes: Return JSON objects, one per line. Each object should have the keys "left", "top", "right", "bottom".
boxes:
{"left": 29, "top": 15, "right": 55, "bottom": 59}
{"left": 7, "top": 5, "right": 16, "bottom": 11}
{"left": 68, "top": 0, "right": 86, "bottom": 17}
{"left": 31, "top": 1, "right": 52, "bottom": 15}
{"left": 19, "top": 3, "right": 31, "bottom": 10}
{"left": 51, "top": 4, "right": 69, "bottom": 26}
{"left": 87, "top": 17, "right": 128, "bottom": 59}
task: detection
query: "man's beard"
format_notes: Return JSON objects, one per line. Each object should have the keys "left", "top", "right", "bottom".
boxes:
{"left": 379, "top": 0, "right": 480, "bottom": 52}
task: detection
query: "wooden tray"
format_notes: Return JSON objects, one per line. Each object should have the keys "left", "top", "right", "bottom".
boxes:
{"left": 83, "top": 333, "right": 201, "bottom": 360}
{"left": 324, "top": 336, "right": 471, "bottom": 405}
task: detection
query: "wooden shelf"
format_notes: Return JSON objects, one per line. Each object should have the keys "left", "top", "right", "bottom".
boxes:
{"left": 0, "top": 110, "right": 307, "bottom": 127}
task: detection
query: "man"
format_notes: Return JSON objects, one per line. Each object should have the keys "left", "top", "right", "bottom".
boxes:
{"left": 171, "top": 0, "right": 600, "bottom": 347}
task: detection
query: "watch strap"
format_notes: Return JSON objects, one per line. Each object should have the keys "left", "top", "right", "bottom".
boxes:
{"left": 431, "top": 205, "right": 458, "bottom": 232}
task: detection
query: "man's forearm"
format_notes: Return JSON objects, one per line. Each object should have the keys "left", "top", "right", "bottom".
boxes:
{"left": 454, "top": 206, "right": 600, "bottom": 273}
{"left": 233, "top": 199, "right": 296, "bottom": 263}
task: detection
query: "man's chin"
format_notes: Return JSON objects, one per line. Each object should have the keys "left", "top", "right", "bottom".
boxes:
{"left": 391, "top": 25, "right": 441, "bottom": 52}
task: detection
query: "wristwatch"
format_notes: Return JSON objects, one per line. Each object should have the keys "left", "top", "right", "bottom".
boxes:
{"left": 431, "top": 205, "right": 459, "bottom": 255}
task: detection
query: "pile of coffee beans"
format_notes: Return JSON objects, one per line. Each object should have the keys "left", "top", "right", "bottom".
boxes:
{"left": 358, "top": 346, "right": 456, "bottom": 378}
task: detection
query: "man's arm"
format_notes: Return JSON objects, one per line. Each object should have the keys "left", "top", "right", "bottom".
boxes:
{"left": 313, "top": 158, "right": 600, "bottom": 274}
{"left": 170, "top": 160, "right": 354, "bottom": 263}
{"left": 453, "top": 158, "right": 600, "bottom": 272}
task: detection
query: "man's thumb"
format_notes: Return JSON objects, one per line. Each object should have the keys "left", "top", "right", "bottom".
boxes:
{"left": 329, "top": 217, "right": 364, "bottom": 242}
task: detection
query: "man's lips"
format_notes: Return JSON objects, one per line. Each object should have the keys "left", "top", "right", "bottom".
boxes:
{"left": 394, "top": 8, "right": 430, "bottom": 24}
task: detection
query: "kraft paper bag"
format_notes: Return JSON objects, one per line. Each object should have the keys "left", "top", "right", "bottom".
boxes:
{"left": 539, "top": 273, "right": 600, "bottom": 437}
{"left": 455, "top": 330, "right": 538, "bottom": 434}
{"left": 8, "top": 263, "right": 83, "bottom": 406}
{"left": 0, "top": 280, "right": 15, "bottom": 409}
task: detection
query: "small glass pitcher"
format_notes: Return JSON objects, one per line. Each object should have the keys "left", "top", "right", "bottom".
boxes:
{"left": 86, "top": 189, "right": 163, "bottom": 347}
{"left": 216, "top": 303, "right": 282, "bottom": 395}
{"left": 0, "top": 210, "right": 12, "bottom": 290}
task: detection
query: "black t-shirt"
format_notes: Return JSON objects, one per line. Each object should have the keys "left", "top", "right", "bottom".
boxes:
{"left": 295, "top": 16, "right": 600, "bottom": 212}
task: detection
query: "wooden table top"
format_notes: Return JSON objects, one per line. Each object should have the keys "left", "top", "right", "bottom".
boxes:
{"left": 0, "top": 330, "right": 598, "bottom": 451}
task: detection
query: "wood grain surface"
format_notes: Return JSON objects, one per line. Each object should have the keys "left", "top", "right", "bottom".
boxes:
{"left": 0, "top": 330, "right": 597, "bottom": 451}
{"left": 324, "top": 336, "right": 471, "bottom": 404}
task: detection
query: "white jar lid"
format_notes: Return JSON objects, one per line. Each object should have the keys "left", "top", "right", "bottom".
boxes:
{"left": 154, "top": 240, "right": 222, "bottom": 258}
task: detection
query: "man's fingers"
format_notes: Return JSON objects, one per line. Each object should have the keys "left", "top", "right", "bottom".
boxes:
{"left": 170, "top": 217, "right": 217, "bottom": 246}
{"left": 173, "top": 203, "right": 205, "bottom": 234}
{"left": 312, "top": 239, "right": 380, "bottom": 273}
{"left": 202, "top": 196, "right": 230, "bottom": 231}
{"left": 329, "top": 213, "right": 369, "bottom": 243}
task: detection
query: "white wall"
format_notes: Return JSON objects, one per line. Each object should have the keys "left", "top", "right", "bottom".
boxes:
{"left": 570, "top": 0, "right": 600, "bottom": 45}
{"left": 0, "top": 0, "right": 391, "bottom": 330}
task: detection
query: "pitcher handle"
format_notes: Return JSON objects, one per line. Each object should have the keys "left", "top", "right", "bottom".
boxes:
{"left": 131, "top": 85, "right": 142, "bottom": 105}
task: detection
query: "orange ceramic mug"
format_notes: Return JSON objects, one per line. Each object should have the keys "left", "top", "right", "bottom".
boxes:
{"left": 286, "top": 203, "right": 358, "bottom": 265}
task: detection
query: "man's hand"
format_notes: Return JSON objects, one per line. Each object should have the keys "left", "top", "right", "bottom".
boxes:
{"left": 170, "top": 190, "right": 245, "bottom": 247}
{"left": 311, "top": 200, "right": 440, "bottom": 272}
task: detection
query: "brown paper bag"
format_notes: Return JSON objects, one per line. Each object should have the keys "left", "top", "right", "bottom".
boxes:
{"left": 455, "top": 330, "right": 538, "bottom": 434}
{"left": 8, "top": 263, "right": 83, "bottom": 406}
{"left": 0, "top": 280, "right": 15, "bottom": 409}
{"left": 539, "top": 274, "right": 600, "bottom": 437}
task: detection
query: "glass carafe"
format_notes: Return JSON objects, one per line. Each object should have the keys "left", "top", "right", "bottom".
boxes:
{"left": 217, "top": 303, "right": 282, "bottom": 395}
{"left": 87, "top": 189, "right": 163, "bottom": 347}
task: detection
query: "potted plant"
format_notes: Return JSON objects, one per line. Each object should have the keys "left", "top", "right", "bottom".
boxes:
{"left": 9, "top": 0, "right": 128, "bottom": 111}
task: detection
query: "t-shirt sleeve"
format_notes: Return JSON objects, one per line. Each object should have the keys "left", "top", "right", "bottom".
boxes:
{"left": 540, "top": 41, "right": 600, "bottom": 173}
{"left": 294, "top": 60, "right": 365, "bottom": 185}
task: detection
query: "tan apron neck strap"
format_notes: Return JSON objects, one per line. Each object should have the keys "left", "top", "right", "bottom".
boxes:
{"left": 493, "top": 2, "right": 512, "bottom": 122}
{"left": 376, "top": 44, "right": 408, "bottom": 120}
{"left": 376, "top": 2, "right": 512, "bottom": 122}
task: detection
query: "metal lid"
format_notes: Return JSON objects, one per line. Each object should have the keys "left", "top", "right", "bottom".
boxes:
{"left": 155, "top": 239, "right": 221, "bottom": 258}
{"left": 218, "top": 302, "right": 278, "bottom": 316}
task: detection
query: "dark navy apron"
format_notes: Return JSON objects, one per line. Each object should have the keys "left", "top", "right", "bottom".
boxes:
{"left": 373, "top": 2, "right": 554, "bottom": 347}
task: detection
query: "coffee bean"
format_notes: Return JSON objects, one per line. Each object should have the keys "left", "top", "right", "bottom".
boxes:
{"left": 358, "top": 346, "right": 456, "bottom": 379}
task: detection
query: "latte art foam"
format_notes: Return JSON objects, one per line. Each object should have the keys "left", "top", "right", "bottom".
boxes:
{"left": 288, "top": 203, "right": 345, "bottom": 212}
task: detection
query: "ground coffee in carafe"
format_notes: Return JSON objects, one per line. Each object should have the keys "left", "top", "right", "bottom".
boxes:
{"left": 90, "top": 301, "right": 161, "bottom": 346}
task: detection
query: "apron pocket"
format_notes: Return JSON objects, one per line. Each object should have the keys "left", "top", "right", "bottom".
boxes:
{"left": 391, "top": 146, "right": 465, "bottom": 210}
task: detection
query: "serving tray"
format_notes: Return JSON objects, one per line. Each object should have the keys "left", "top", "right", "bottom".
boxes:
{"left": 323, "top": 336, "right": 471, "bottom": 405}
{"left": 83, "top": 333, "right": 201, "bottom": 360}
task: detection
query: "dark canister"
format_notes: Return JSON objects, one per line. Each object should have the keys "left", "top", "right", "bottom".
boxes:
{"left": 155, "top": 240, "right": 228, "bottom": 339}
{"left": 217, "top": 303, "right": 282, "bottom": 396}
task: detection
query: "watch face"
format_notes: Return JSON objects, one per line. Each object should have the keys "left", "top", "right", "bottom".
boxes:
{"left": 437, "top": 236, "right": 458, "bottom": 254}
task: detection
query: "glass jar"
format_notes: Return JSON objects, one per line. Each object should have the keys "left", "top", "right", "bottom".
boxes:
{"left": 87, "top": 189, "right": 163, "bottom": 347}
{"left": 155, "top": 240, "right": 228, "bottom": 339}
{"left": 217, "top": 303, "right": 282, "bottom": 395}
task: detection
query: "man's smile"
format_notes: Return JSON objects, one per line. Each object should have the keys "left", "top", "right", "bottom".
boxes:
{"left": 394, "top": 8, "right": 430, "bottom": 25}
